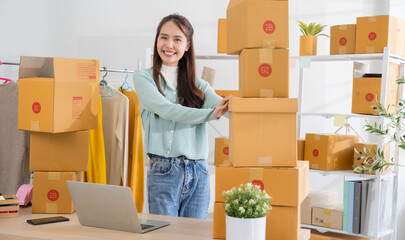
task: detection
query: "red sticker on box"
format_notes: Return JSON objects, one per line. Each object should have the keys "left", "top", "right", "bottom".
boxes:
{"left": 339, "top": 37, "right": 347, "bottom": 46}
{"left": 252, "top": 180, "right": 264, "bottom": 191}
{"left": 258, "top": 63, "right": 272, "bottom": 77}
{"left": 32, "top": 102, "right": 41, "bottom": 114}
{"left": 263, "top": 20, "right": 275, "bottom": 34}
{"left": 365, "top": 93, "right": 374, "bottom": 102}
{"left": 221, "top": 95, "right": 225, "bottom": 98}
{"left": 366, "top": 157, "right": 374, "bottom": 165}
{"left": 223, "top": 147, "right": 229, "bottom": 155}
{"left": 47, "top": 189, "right": 59, "bottom": 201}
{"left": 368, "top": 32, "right": 377, "bottom": 41}
{"left": 313, "top": 149, "right": 319, "bottom": 157}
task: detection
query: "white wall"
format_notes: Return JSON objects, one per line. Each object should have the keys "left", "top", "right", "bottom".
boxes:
{"left": 1, "top": 0, "right": 404, "bottom": 238}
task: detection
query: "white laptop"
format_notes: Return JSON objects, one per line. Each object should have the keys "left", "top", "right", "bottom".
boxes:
{"left": 66, "top": 181, "right": 170, "bottom": 233}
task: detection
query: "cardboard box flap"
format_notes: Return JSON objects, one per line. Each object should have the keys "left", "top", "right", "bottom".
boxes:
{"left": 19, "top": 56, "right": 55, "bottom": 79}
{"left": 229, "top": 97, "right": 297, "bottom": 113}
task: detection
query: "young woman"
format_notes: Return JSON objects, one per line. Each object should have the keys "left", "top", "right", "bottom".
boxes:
{"left": 133, "top": 14, "right": 232, "bottom": 219}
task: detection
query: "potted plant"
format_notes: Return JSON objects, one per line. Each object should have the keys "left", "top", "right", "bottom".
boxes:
{"left": 223, "top": 183, "right": 272, "bottom": 240}
{"left": 354, "top": 77, "right": 405, "bottom": 174}
{"left": 298, "top": 21, "right": 329, "bottom": 56}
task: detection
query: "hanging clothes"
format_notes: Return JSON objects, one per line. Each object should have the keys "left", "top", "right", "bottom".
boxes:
{"left": 100, "top": 85, "right": 129, "bottom": 186}
{"left": 86, "top": 95, "right": 107, "bottom": 184}
{"left": 119, "top": 87, "right": 145, "bottom": 213}
{"left": 0, "top": 81, "right": 30, "bottom": 194}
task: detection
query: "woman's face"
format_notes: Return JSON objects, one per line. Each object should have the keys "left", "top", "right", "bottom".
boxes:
{"left": 157, "top": 21, "right": 190, "bottom": 67}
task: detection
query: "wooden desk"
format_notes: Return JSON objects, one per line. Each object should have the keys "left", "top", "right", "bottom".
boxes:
{"left": 0, "top": 207, "right": 213, "bottom": 240}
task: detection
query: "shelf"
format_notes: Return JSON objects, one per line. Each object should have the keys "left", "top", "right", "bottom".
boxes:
{"left": 302, "top": 224, "right": 394, "bottom": 239}
{"left": 309, "top": 169, "right": 394, "bottom": 180}
{"left": 291, "top": 52, "right": 405, "bottom": 62}
{"left": 298, "top": 112, "right": 381, "bottom": 120}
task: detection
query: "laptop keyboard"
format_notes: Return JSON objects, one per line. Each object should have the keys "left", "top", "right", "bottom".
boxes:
{"left": 141, "top": 224, "right": 154, "bottom": 230}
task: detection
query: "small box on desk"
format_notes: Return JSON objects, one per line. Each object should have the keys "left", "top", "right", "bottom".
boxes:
{"left": 0, "top": 195, "right": 19, "bottom": 218}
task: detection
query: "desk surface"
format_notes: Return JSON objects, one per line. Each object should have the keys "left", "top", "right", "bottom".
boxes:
{"left": 0, "top": 207, "right": 213, "bottom": 240}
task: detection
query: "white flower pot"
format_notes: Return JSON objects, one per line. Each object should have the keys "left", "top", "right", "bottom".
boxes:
{"left": 226, "top": 215, "right": 266, "bottom": 240}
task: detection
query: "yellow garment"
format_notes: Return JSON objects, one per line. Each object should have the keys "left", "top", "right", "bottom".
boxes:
{"left": 119, "top": 87, "right": 144, "bottom": 213}
{"left": 87, "top": 95, "right": 107, "bottom": 184}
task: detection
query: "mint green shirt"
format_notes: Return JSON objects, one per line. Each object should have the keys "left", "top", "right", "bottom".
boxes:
{"left": 133, "top": 69, "right": 223, "bottom": 160}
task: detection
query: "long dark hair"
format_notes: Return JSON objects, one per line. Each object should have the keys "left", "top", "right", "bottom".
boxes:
{"left": 152, "top": 14, "right": 205, "bottom": 113}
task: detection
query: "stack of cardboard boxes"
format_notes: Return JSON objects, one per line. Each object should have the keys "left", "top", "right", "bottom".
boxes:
{"left": 213, "top": 1, "right": 310, "bottom": 239}
{"left": 18, "top": 56, "right": 99, "bottom": 213}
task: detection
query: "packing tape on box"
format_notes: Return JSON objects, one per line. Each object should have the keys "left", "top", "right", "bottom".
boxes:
{"left": 224, "top": 138, "right": 229, "bottom": 145}
{"left": 258, "top": 157, "right": 272, "bottom": 166}
{"left": 338, "top": 46, "right": 347, "bottom": 54}
{"left": 260, "top": 89, "right": 274, "bottom": 97}
{"left": 323, "top": 209, "right": 332, "bottom": 216}
{"left": 48, "top": 172, "right": 60, "bottom": 181}
{"left": 30, "top": 121, "right": 40, "bottom": 131}
{"left": 46, "top": 203, "right": 58, "bottom": 213}
{"left": 259, "top": 49, "right": 273, "bottom": 63}
{"left": 262, "top": 40, "right": 275, "bottom": 49}
{"left": 368, "top": 16, "right": 377, "bottom": 22}
{"left": 312, "top": 163, "right": 319, "bottom": 169}
{"left": 314, "top": 135, "right": 321, "bottom": 141}
{"left": 249, "top": 168, "right": 263, "bottom": 180}
{"left": 323, "top": 222, "right": 331, "bottom": 228}
{"left": 339, "top": 25, "right": 348, "bottom": 30}
{"left": 366, "top": 46, "right": 375, "bottom": 53}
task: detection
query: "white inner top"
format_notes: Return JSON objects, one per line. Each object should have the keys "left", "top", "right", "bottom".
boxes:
{"left": 161, "top": 64, "right": 178, "bottom": 89}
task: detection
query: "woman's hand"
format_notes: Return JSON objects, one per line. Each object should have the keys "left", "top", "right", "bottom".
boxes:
{"left": 214, "top": 95, "right": 234, "bottom": 118}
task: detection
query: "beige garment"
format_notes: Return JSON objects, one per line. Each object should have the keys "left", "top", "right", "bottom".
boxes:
{"left": 100, "top": 85, "right": 129, "bottom": 185}
{"left": 0, "top": 81, "right": 30, "bottom": 194}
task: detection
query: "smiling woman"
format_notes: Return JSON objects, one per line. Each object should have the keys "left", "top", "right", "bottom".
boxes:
{"left": 132, "top": 13, "right": 234, "bottom": 220}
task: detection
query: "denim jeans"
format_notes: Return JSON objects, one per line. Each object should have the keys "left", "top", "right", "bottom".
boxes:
{"left": 147, "top": 154, "right": 210, "bottom": 219}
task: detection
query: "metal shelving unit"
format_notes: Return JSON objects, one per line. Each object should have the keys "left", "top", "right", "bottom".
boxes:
{"left": 297, "top": 47, "right": 403, "bottom": 240}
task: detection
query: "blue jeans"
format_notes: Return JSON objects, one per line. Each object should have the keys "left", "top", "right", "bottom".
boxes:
{"left": 147, "top": 154, "right": 210, "bottom": 219}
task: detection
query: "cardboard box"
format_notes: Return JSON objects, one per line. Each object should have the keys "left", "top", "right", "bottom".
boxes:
{"left": 213, "top": 202, "right": 300, "bottom": 240}
{"left": 355, "top": 15, "right": 405, "bottom": 56}
{"left": 217, "top": 19, "right": 227, "bottom": 53}
{"left": 298, "top": 139, "right": 305, "bottom": 160}
{"left": 229, "top": 98, "right": 297, "bottom": 167}
{"left": 300, "top": 196, "right": 312, "bottom": 225}
{"left": 309, "top": 231, "right": 371, "bottom": 240}
{"left": 214, "top": 90, "right": 239, "bottom": 98}
{"left": 239, "top": 48, "right": 289, "bottom": 98}
{"left": 301, "top": 190, "right": 340, "bottom": 225}
{"left": 30, "top": 131, "right": 89, "bottom": 171}
{"left": 215, "top": 161, "right": 309, "bottom": 207}
{"left": 226, "top": 0, "right": 288, "bottom": 55}
{"left": 352, "top": 63, "right": 399, "bottom": 115}
{"left": 304, "top": 134, "right": 359, "bottom": 171}
{"left": 330, "top": 24, "right": 356, "bottom": 55}
{"left": 18, "top": 56, "right": 99, "bottom": 133}
{"left": 312, "top": 205, "right": 343, "bottom": 230}
{"left": 353, "top": 143, "right": 390, "bottom": 174}
{"left": 0, "top": 195, "right": 19, "bottom": 218}
{"left": 32, "top": 172, "right": 82, "bottom": 213}
{"left": 215, "top": 137, "right": 231, "bottom": 167}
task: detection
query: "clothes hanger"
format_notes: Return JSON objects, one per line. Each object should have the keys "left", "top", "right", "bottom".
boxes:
{"left": 0, "top": 60, "right": 11, "bottom": 84}
{"left": 100, "top": 67, "right": 115, "bottom": 97}
{"left": 121, "top": 68, "right": 133, "bottom": 91}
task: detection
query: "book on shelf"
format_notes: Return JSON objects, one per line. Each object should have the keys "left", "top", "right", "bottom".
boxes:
{"left": 353, "top": 181, "right": 362, "bottom": 234}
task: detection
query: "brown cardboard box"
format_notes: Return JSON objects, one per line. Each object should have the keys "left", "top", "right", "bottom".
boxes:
{"left": 32, "top": 171, "right": 82, "bottom": 213}
{"left": 0, "top": 195, "right": 19, "bottom": 218}
{"left": 226, "top": 0, "right": 288, "bottom": 55}
{"left": 352, "top": 63, "right": 399, "bottom": 115}
{"left": 330, "top": 24, "right": 356, "bottom": 55}
{"left": 18, "top": 56, "right": 99, "bottom": 133}
{"left": 355, "top": 15, "right": 405, "bottom": 56}
{"left": 214, "top": 90, "right": 239, "bottom": 98}
{"left": 298, "top": 139, "right": 305, "bottom": 160}
{"left": 300, "top": 196, "right": 312, "bottom": 225}
{"left": 304, "top": 134, "right": 359, "bottom": 171}
{"left": 217, "top": 19, "right": 227, "bottom": 53}
{"left": 30, "top": 131, "right": 89, "bottom": 171}
{"left": 229, "top": 98, "right": 297, "bottom": 167}
{"left": 353, "top": 143, "right": 390, "bottom": 174}
{"left": 214, "top": 137, "right": 231, "bottom": 167}
{"left": 312, "top": 205, "right": 343, "bottom": 230}
{"left": 215, "top": 161, "right": 309, "bottom": 206}
{"left": 213, "top": 202, "right": 300, "bottom": 240}
{"left": 239, "top": 48, "right": 289, "bottom": 98}
{"left": 301, "top": 190, "right": 340, "bottom": 225}
{"left": 309, "top": 231, "right": 371, "bottom": 240}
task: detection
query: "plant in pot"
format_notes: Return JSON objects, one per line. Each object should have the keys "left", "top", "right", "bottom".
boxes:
{"left": 298, "top": 21, "right": 329, "bottom": 56}
{"left": 223, "top": 183, "right": 272, "bottom": 240}
{"left": 354, "top": 77, "right": 405, "bottom": 174}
